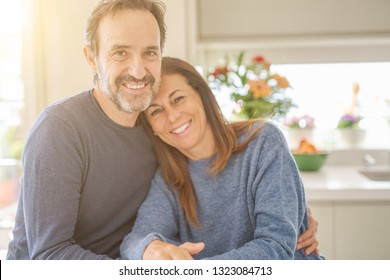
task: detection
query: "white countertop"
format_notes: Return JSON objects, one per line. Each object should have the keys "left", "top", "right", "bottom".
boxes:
{"left": 301, "top": 166, "right": 390, "bottom": 202}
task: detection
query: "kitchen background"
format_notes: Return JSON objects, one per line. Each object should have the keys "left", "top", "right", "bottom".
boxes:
{"left": 0, "top": 0, "right": 389, "bottom": 259}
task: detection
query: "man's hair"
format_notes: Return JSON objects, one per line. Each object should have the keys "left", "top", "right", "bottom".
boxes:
{"left": 85, "top": 0, "right": 166, "bottom": 55}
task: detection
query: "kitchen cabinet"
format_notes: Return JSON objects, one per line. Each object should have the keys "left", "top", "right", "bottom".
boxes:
{"left": 303, "top": 165, "right": 390, "bottom": 260}
{"left": 310, "top": 202, "right": 390, "bottom": 260}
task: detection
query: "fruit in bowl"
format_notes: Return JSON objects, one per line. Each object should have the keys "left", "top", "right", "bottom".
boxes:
{"left": 292, "top": 139, "right": 328, "bottom": 171}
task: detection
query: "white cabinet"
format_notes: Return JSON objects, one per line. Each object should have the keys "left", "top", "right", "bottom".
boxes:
{"left": 310, "top": 201, "right": 390, "bottom": 260}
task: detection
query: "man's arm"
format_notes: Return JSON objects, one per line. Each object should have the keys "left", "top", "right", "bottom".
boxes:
{"left": 21, "top": 113, "right": 111, "bottom": 259}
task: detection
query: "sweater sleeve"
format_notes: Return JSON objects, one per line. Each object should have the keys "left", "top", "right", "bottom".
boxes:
{"left": 21, "top": 112, "right": 111, "bottom": 259}
{"left": 204, "top": 125, "right": 304, "bottom": 260}
{"left": 120, "top": 173, "right": 180, "bottom": 259}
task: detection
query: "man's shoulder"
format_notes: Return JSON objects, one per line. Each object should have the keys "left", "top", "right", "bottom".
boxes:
{"left": 46, "top": 90, "right": 93, "bottom": 114}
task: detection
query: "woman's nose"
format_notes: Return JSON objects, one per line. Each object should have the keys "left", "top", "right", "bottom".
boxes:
{"left": 166, "top": 107, "right": 180, "bottom": 123}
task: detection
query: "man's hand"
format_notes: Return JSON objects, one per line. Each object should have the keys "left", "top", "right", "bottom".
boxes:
{"left": 143, "top": 240, "right": 205, "bottom": 260}
{"left": 297, "top": 208, "right": 320, "bottom": 255}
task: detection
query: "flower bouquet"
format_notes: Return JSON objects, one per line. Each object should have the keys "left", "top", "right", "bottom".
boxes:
{"left": 207, "top": 51, "right": 295, "bottom": 120}
{"left": 336, "top": 113, "right": 361, "bottom": 129}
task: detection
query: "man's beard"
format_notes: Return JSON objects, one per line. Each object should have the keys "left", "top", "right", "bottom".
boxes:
{"left": 98, "top": 69, "right": 158, "bottom": 113}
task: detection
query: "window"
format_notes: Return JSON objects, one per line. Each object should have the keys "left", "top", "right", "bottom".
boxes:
{"left": 0, "top": 0, "right": 24, "bottom": 160}
{"left": 0, "top": 0, "right": 24, "bottom": 257}
{"left": 273, "top": 62, "right": 390, "bottom": 150}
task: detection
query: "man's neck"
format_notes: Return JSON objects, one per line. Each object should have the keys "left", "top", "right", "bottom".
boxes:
{"left": 92, "top": 87, "right": 139, "bottom": 128}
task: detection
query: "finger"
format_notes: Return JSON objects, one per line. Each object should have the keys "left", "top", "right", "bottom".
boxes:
{"left": 143, "top": 240, "right": 192, "bottom": 260}
{"left": 304, "top": 241, "right": 319, "bottom": 256}
{"left": 308, "top": 211, "right": 318, "bottom": 233}
{"left": 298, "top": 216, "right": 317, "bottom": 243}
{"left": 169, "top": 249, "right": 194, "bottom": 260}
{"left": 179, "top": 242, "right": 205, "bottom": 255}
{"left": 297, "top": 235, "right": 315, "bottom": 250}
{"left": 298, "top": 225, "right": 314, "bottom": 242}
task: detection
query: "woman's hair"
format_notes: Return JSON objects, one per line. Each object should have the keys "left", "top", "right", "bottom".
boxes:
{"left": 85, "top": 0, "right": 166, "bottom": 55}
{"left": 139, "top": 57, "right": 263, "bottom": 225}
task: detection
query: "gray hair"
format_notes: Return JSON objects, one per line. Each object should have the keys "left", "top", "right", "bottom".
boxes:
{"left": 85, "top": 0, "right": 166, "bottom": 55}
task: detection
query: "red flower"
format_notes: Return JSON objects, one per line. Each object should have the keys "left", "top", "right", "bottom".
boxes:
{"left": 251, "top": 55, "right": 266, "bottom": 64}
{"left": 211, "top": 66, "right": 229, "bottom": 77}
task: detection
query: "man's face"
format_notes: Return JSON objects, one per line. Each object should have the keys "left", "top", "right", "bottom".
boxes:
{"left": 93, "top": 9, "right": 162, "bottom": 113}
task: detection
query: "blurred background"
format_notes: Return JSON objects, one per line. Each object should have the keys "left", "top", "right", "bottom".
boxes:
{"left": 1, "top": 0, "right": 390, "bottom": 259}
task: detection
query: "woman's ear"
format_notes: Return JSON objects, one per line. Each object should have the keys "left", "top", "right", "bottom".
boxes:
{"left": 83, "top": 45, "right": 98, "bottom": 73}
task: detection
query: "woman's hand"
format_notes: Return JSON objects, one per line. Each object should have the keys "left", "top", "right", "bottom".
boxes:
{"left": 296, "top": 208, "right": 320, "bottom": 255}
{"left": 143, "top": 240, "right": 205, "bottom": 260}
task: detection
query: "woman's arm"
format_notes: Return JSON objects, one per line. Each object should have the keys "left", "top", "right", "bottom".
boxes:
{"left": 120, "top": 173, "right": 196, "bottom": 259}
{"left": 204, "top": 128, "right": 308, "bottom": 260}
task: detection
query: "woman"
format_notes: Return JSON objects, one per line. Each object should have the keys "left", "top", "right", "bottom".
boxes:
{"left": 120, "top": 57, "right": 323, "bottom": 260}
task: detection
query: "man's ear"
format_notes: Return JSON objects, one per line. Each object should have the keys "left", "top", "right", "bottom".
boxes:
{"left": 83, "top": 45, "right": 98, "bottom": 73}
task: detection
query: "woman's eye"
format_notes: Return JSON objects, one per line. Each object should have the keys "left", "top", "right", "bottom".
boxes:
{"left": 173, "top": 96, "right": 185, "bottom": 104}
{"left": 149, "top": 108, "right": 161, "bottom": 117}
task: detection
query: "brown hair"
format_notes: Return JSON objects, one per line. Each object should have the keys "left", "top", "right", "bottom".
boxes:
{"left": 139, "top": 57, "right": 264, "bottom": 225}
{"left": 85, "top": 0, "right": 166, "bottom": 55}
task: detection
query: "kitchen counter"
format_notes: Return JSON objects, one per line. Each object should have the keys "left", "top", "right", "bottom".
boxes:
{"left": 301, "top": 166, "right": 390, "bottom": 202}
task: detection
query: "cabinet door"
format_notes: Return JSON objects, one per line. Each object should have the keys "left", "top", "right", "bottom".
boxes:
{"left": 335, "top": 202, "right": 390, "bottom": 259}
{"left": 309, "top": 202, "right": 334, "bottom": 259}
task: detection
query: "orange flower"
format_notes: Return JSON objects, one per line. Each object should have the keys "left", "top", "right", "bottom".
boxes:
{"left": 248, "top": 80, "right": 272, "bottom": 98}
{"left": 272, "top": 74, "right": 289, "bottom": 88}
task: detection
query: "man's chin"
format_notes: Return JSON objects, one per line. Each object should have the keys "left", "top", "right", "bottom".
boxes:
{"left": 118, "top": 99, "right": 151, "bottom": 113}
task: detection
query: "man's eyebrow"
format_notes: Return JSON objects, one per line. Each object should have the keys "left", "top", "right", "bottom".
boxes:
{"left": 111, "top": 44, "right": 131, "bottom": 50}
{"left": 146, "top": 45, "right": 160, "bottom": 50}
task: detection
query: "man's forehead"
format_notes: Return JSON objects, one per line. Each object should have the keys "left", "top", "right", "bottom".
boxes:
{"left": 97, "top": 9, "right": 160, "bottom": 50}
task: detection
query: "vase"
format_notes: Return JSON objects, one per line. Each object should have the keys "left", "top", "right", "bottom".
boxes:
{"left": 287, "top": 128, "right": 315, "bottom": 150}
{"left": 336, "top": 128, "right": 366, "bottom": 148}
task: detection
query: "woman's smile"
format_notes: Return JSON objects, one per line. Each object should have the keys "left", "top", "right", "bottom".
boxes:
{"left": 170, "top": 120, "right": 191, "bottom": 135}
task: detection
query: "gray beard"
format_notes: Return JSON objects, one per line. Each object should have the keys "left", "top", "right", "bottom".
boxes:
{"left": 111, "top": 89, "right": 154, "bottom": 113}
{"left": 98, "top": 74, "right": 157, "bottom": 113}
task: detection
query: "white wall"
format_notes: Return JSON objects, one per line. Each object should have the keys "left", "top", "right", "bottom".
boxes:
{"left": 192, "top": 0, "right": 390, "bottom": 67}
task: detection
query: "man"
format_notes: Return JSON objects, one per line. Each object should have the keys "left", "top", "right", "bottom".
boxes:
{"left": 7, "top": 0, "right": 166, "bottom": 260}
{"left": 7, "top": 0, "right": 318, "bottom": 259}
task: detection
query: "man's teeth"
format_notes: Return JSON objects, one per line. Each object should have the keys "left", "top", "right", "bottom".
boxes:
{"left": 172, "top": 122, "right": 190, "bottom": 134}
{"left": 125, "top": 83, "right": 145, "bottom": 89}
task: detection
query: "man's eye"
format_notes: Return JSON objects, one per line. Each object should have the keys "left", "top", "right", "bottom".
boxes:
{"left": 145, "top": 50, "right": 159, "bottom": 58}
{"left": 113, "top": 50, "right": 127, "bottom": 58}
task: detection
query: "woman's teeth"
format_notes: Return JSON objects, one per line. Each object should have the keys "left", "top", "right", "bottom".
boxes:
{"left": 171, "top": 121, "right": 190, "bottom": 134}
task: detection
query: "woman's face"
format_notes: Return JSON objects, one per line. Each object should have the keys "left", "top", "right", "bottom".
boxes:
{"left": 145, "top": 74, "right": 215, "bottom": 160}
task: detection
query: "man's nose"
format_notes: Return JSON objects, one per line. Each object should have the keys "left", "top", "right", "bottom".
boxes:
{"left": 127, "top": 56, "right": 147, "bottom": 80}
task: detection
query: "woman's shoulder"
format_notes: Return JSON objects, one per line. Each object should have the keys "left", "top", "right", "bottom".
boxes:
{"left": 242, "top": 119, "right": 286, "bottom": 145}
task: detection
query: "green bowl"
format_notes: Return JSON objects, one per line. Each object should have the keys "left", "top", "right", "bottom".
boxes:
{"left": 292, "top": 152, "right": 328, "bottom": 171}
